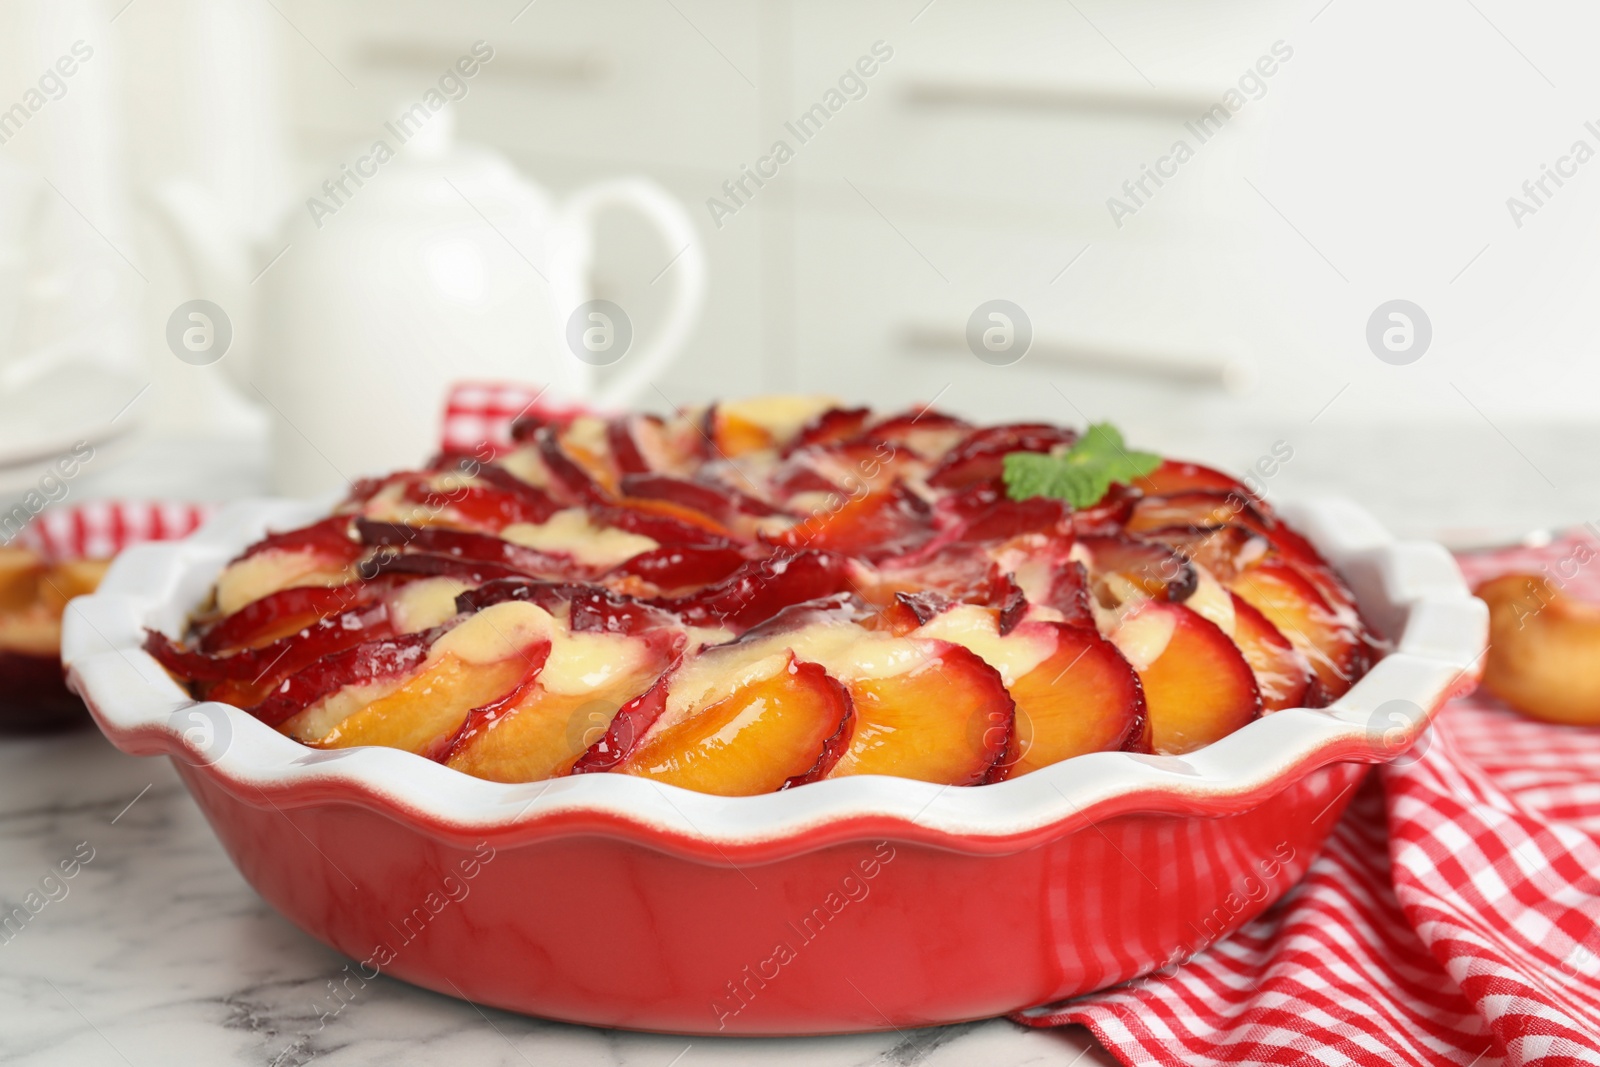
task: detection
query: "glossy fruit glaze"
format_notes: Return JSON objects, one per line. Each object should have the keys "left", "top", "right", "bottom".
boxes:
{"left": 144, "top": 397, "right": 1375, "bottom": 793}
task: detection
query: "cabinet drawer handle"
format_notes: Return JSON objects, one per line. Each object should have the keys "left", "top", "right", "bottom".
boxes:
{"left": 357, "top": 43, "right": 604, "bottom": 84}
{"left": 901, "top": 324, "right": 1251, "bottom": 392}
{"left": 902, "top": 78, "right": 1213, "bottom": 119}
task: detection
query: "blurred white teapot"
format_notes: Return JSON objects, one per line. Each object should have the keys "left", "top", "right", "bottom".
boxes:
{"left": 150, "top": 111, "right": 705, "bottom": 496}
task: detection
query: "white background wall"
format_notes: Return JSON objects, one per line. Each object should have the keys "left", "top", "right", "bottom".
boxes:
{"left": 3, "top": 0, "right": 1599, "bottom": 533}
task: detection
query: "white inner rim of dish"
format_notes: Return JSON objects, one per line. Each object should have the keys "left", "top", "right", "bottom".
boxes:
{"left": 62, "top": 496, "right": 1488, "bottom": 844}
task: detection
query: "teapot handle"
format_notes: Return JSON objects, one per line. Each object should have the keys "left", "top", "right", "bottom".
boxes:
{"left": 556, "top": 178, "right": 706, "bottom": 411}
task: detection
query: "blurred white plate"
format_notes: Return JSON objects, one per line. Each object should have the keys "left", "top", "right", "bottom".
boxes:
{"left": 0, "top": 363, "right": 141, "bottom": 508}
{"left": 0, "top": 362, "right": 141, "bottom": 472}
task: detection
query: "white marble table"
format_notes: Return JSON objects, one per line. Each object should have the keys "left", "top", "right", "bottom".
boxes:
{"left": 5, "top": 416, "right": 1596, "bottom": 1066}
{"left": 0, "top": 730, "right": 1110, "bottom": 1067}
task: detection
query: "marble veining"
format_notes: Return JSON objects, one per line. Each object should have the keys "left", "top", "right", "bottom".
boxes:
{"left": 0, "top": 730, "right": 1110, "bottom": 1066}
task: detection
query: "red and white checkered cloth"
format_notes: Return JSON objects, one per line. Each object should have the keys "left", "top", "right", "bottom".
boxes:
{"left": 12, "top": 500, "right": 214, "bottom": 561}
{"left": 1015, "top": 530, "right": 1600, "bottom": 1066}
{"left": 438, "top": 381, "right": 603, "bottom": 456}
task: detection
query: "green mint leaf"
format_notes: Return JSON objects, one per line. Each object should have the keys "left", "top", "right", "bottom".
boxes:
{"left": 1002, "top": 452, "right": 1103, "bottom": 504}
{"left": 1002, "top": 422, "right": 1161, "bottom": 508}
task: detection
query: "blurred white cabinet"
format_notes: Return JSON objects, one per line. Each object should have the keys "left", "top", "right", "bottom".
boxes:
{"left": 267, "top": 0, "right": 1292, "bottom": 416}
{"left": 260, "top": 0, "right": 1600, "bottom": 431}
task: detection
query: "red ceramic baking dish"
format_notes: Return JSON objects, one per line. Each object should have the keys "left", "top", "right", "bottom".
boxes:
{"left": 62, "top": 495, "right": 1485, "bottom": 1035}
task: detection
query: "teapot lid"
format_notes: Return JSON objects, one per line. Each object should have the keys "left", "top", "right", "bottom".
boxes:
{"left": 300, "top": 103, "right": 552, "bottom": 226}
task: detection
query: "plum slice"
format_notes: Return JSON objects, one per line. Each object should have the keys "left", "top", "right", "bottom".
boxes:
{"left": 722, "top": 592, "right": 873, "bottom": 645}
{"left": 702, "top": 397, "right": 856, "bottom": 454}
{"left": 925, "top": 423, "right": 1076, "bottom": 490}
{"left": 1227, "top": 592, "right": 1315, "bottom": 711}
{"left": 533, "top": 427, "right": 612, "bottom": 506}
{"left": 607, "top": 412, "right": 707, "bottom": 476}
{"left": 290, "top": 601, "right": 569, "bottom": 753}
{"left": 607, "top": 414, "right": 659, "bottom": 475}
{"left": 652, "top": 550, "right": 856, "bottom": 631}
{"left": 702, "top": 402, "right": 776, "bottom": 458}
{"left": 233, "top": 515, "right": 358, "bottom": 563}
{"left": 147, "top": 604, "right": 395, "bottom": 708}
{"left": 937, "top": 474, "right": 1129, "bottom": 541}
{"left": 873, "top": 544, "right": 993, "bottom": 599}
{"left": 1227, "top": 560, "right": 1365, "bottom": 700}
{"left": 936, "top": 476, "right": 1077, "bottom": 544}
{"left": 456, "top": 577, "right": 683, "bottom": 639}
{"left": 441, "top": 617, "right": 679, "bottom": 782}
{"left": 1125, "top": 490, "right": 1267, "bottom": 535}
{"left": 1136, "top": 523, "right": 1271, "bottom": 583}
{"left": 1071, "top": 483, "right": 1142, "bottom": 534}
{"left": 789, "top": 406, "right": 871, "bottom": 452}
{"left": 772, "top": 482, "right": 934, "bottom": 561}
{"left": 250, "top": 630, "right": 437, "bottom": 728}
{"left": 398, "top": 479, "right": 560, "bottom": 531}
{"left": 355, "top": 520, "right": 578, "bottom": 578}
{"left": 822, "top": 642, "right": 1013, "bottom": 786}
{"left": 617, "top": 472, "right": 738, "bottom": 521}
{"left": 957, "top": 496, "right": 1072, "bottom": 545}
{"left": 611, "top": 652, "right": 852, "bottom": 796}
{"left": 302, "top": 644, "right": 543, "bottom": 756}
{"left": 471, "top": 464, "right": 564, "bottom": 520}
{"left": 875, "top": 538, "right": 1088, "bottom": 632}
{"left": 1078, "top": 534, "right": 1198, "bottom": 604}
{"left": 768, "top": 458, "right": 844, "bottom": 499}
{"left": 872, "top": 590, "right": 956, "bottom": 636}
{"left": 570, "top": 673, "right": 670, "bottom": 774}
{"left": 1128, "top": 495, "right": 1366, "bottom": 636}
{"left": 619, "top": 472, "right": 783, "bottom": 526}
{"left": 199, "top": 582, "right": 383, "bottom": 653}
{"left": 587, "top": 501, "right": 735, "bottom": 548}
{"left": 445, "top": 685, "right": 627, "bottom": 783}
{"left": 585, "top": 612, "right": 1015, "bottom": 791}
{"left": 993, "top": 622, "right": 1148, "bottom": 778}
{"left": 1127, "top": 491, "right": 1331, "bottom": 575}
{"left": 365, "top": 551, "right": 548, "bottom": 586}
{"left": 856, "top": 409, "right": 972, "bottom": 461}
{"left": 606, "top": 543, "right": 751, "bottom": 592}
{"left": 992, "top": 554, "right": 1094, "bottom": 632}
{"left": 214, "top": 516, "right": 363, "bottom": 616}
{"left": 769, "top": 438, "right": 910, "bottom": 501}
{"left": 1176, "top": 569, "right": 1316, "bottom": 714}
{"left": 1131, "top": 459, "right": 1260, "bottom": 502}
{"left": 1110, "top": 600, "right": 1262, "bottom": 755}
{"left": 869, "top": 577, "right": 1027, "bottom": 638}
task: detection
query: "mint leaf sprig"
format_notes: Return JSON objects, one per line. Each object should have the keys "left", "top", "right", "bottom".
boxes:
{"left": 1002, "top": 422, "right": 1161, "bottom": 509}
